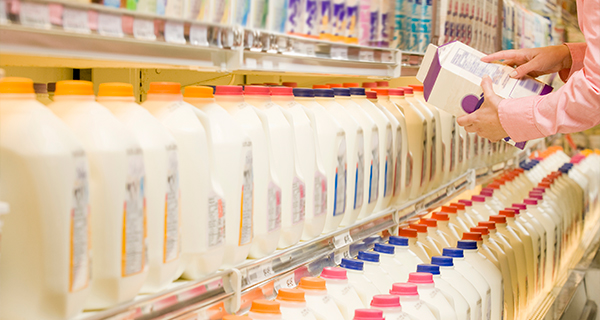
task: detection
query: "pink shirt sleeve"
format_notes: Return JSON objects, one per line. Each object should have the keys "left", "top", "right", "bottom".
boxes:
{"left": 558, "top": 42, "right": 587, "bottom": 82}
{"left": 497, "top": 0, "right": 600, "bottom": 142}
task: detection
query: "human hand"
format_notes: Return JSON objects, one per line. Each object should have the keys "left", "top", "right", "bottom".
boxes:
{"left": 481, "top": 45, "right": 572, "bottom": 79}
{"left": 456, "top": 76, "right": 508, "bottom": 142}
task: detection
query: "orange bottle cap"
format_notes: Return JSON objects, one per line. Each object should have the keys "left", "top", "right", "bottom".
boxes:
{"left": 343, "top": 82, "right": 360, "bottom": 88}
{"left": 184, "top": 86, "right": 214, "bottom": 98}
{"left": 409, "top": 223, "right": 428, "bottom": 233}
{"left": 408, "top": 84, "right": 424, "bottom": 91}
{"left": 98, "top": 82, "right": 134, "bottom": 97}
{"left": 327, "top": 83, "right": 342, "bottom": 88}
{"left": 312, "top": 84, "right": 330, "bottom": 89}
{"left": 148, "top": 82, "right": 181, "bottom": 94}
{"left": 463, "top": 232, "right": 483, "bottom": 241}
{"left": 277, "top": 288, "right": 306, "bottom": 302}
{"left": 0, "top": 77, "right": 35, "bottom": 94}
{"left": 298, "top": 277, "right": 326, "bottom": 291}
{"left": 250, "top": 300, "right": 281, "bottom": 314}
{"left": 55, "top": 80, "right": 94, "bottom": 96}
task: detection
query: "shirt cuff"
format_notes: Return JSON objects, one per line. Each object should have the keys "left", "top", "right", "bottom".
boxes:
{"left": 498, "top": 95, "right": 545, "bottom": 142}
{"left": 559, "top": 42, "right": 587, "bottom": 82}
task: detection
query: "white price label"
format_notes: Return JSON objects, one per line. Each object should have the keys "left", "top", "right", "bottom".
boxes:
{"left": 98, "top": 13, "right": 123, "bottom": 37}
{"left": 63, "top": 7, "right": 90, "bottom": 34}
{"left": 359, "top": 50, "right": 375, "bottom": 61}
{"left": 133, "top": 18, "right": 155, "bottom": 41}
{"left": 305, "top": 43, "right": 316, "bottom": 56}
{"left": 190, "top": 24, "right": 208, "bottom": 46}
{"left": 247, "top": 262, "right": 275, "bottom": 284}
{"left": 381, "top": 51, "right": 393, "bottom": 63}
{"left": 20, "top": 2, "right": 50, "bottom": 29}
{"left": 331, "top": 46, "right": 348, "bottom": 60}
{"left": 274, "top": 273, "right": 296, "bottom": 292}
{"left": 334, "top": 247, "right": 352, "bottom": 264}
{"left": 245, "top": 57, "right": 257, "bottom": 69}
{"left": 0, "top": 0, "right": 7, "bottom": 24}
{"left": 292, "top": 41, "right": 304, "bottom": 55}
{"left": 333, "top": 231, "right": 353, "bottom": 249}
{"left": 164, "top": 21, "right": 185, "bottom": 44}
{"left": 262, "top": 59, "right": 273, "bottom": 70}
{"left": 467, "top": 169, "right": 476, "bottom": 190}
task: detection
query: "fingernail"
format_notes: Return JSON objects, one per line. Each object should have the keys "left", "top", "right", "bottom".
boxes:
{"left": 509, "top": 70, "right": 517, "bottom": 78}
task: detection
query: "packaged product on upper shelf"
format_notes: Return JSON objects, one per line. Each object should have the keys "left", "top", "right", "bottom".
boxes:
{"left": 416, "top": 41, "right": 554, "bottom": 149}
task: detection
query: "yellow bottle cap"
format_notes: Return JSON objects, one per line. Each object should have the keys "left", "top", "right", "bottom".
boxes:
{"left": 148, "top": 82, "right": 181, "bottom": 94}
{"left": 184, "top": 86, "right": 214, "bottom": 98}
{"left": 98, "top": 82, "right": 134, "bottom": 97}
{"left": 249, "top": 300, "right": 281, "bottom": 314}
{"left": 0, "top": 77, "right": 35, "bottom": 94}
{"left": 55, "top": 80, "right": 94, "bottom": 96}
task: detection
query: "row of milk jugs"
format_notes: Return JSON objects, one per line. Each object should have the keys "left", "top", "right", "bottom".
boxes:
{"left": 0, "top": 77, "right": 511, "bottom": 320}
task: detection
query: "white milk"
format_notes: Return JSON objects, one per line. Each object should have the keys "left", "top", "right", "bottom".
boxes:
{"left": 271, "top": 88, "right": 327, "bottom": 240}
{"left": 350, "top": 88, "right": 395, "bottom": 212}
{"left": 387, "top": 236, "right": 424, "bottom": 282}
{"left": 244, "top": 86, "right": 305, "bottom": 249}
{"left": 334, "top": 88, "right": 379, "bottom": 220}
{"left": 356, "top": 251, "right": 397, "bottom": 293}
{"left": 314, "top": 89, "right": 364, "bottom": 227}
{"left": 408, "top": 270, "right": 460, "bottom": 320}
{"left": 370, "top": 294, "right": 413, "bottom": 319}
{"left": 0, "top": 78, "right": 91, "bottom": 319}
{"left": 142, "top": 83, "right": 226, "bottom": 276}
{"left": 320, "top": 267, "right": 366, "bottom": 320}
{"left": 294, "top": 88, "right": 347, "bottom": 233}
{"left": 390, "top": 283, "right": 437, "bottom": 320}
{"left": 50, "top": 80, "right": 148, "bottom": 309}
{"left": 297, "top": 277, "right": 345, "bottom": 320}
{"left": 339, "top": 258, "right": 381, "bottom": 306}
{"left": 99, "top": 83, "right": 180, "bottom": 293}
{"left": 276, "top": 288, "right": 318, "bottom": 320}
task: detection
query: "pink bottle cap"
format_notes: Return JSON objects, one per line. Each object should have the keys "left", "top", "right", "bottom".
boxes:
{"left": 481, "top": 187, "right": 495, "bottom": 193}
{"left": 480, "top": 190, "right": 493, "bottom": 197}
{"left": 376, "top": 81, "right": 389, "bottom": 87}
{"left": 529, "top": 193, "right": 543, "bottom": 200}
{"left": 270, "top": 87, "right": 293, "bottom": 96}
{"left": 472, "top": 195, "right": 486, "bottom": 202}
{"left": 524, "top": 199, "right": 538, "bottom": 205}
{"left": 458, "top": 199, "right": 473, "bottom": 206}
{"left": 281, "top": 82, "right": 297, "bottom": 87}
{"left": 215, "top": 85, "right": 243, "bottom": 96}
{"left": 401, "top": 87, "right": 414, "bottom": 94}
{"left": 371, "top": 295, "right": 401, "bottom": 308}
{"left": 320, "top": 267, "right": 347, "bottom": 280}
{"left": 390, "top": 283, "right": 419, "bottom": 296}
{"left": 244, "top": 86, "right": 270, "bottom": 96}
{"left": 533, "top": 187, "right": 547, "bottom": 193}
{"left": 353, "top": 309, "right": 384, "bottom": 320}
{"left": 512, "top": 203, "right": 527, "bottom": 210}
{"left": 362, "top": 82, "right": 377, "bottom": 88}
{"left": 366, "top": 91, "right": 378, "bottom": 99}
{"left": 507, "top": 207, "right": 521, "bottom": 214}
{"left": 388, "top": 88, "right": 404, "bottom": 96}
{"left": 408, "top": 272, "right": 434, "bottom": 284}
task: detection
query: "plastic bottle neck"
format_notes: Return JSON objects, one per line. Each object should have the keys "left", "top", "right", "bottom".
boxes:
{"left": 184, "top": 97, "right": 216, "bottom": 105}
{"left": 97, "top": 96, "right": 136, "bottom": 102}
{"left": 53, "top": 94, "right": 95, "bottom": 101}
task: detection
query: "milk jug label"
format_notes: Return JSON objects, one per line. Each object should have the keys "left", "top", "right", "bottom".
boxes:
{"left": 394, "top": 128, "right": 405, "bottom": 194}
{"left": 369, "top": 129, "right": 380, "bottom": 204}
{"left": 459, "top": 134, "right": 464, "bottom": 166}
{"left": 268, "top": 181, "right": 282, "bottom": 231}
{"left": 334, "top": 135, "right": 347, "bottom": 216}
{"left": 421, "top": 122, "right": 427, "bottom": 187}
{"left": 354, "top": 131, "right": 365, "bottom": 209}
{"left": 430, "top": 119, "right": 436, "bottom": 181}
{"left": 208, "top": 192, "right": 225, "bottom": 247}
{"left": 384, "top": 127, "right": 394, "bottom": 197}
{"left": 164, "top": 144, "right": 180, "bottom": 263}
{"left": 485, "top": 289, "right": 491, "bottom": 320}
{"left": 320, "top": 0, "right": 332, "bottom": 36}
{"left": 451, "top": 121, "right": 457, "bottom": 172}
{"left": 70, "top": 150, "right": 91, "bottom": 292}
{"left": 240, "top": 142, "right": 254, "bottom": 244}
{"left": 123, "top": 148, "right": 146, "bottom": 277}
{"left": 314, "top": 171, "right": 327, "bottom": 217}
{"left": 292, "top": 176, "right": 306, "bottom": 224}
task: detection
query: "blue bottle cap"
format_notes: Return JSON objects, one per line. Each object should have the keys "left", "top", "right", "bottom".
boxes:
{"left": 373, "top": 243, "right": 395, "bottom": 255}
{"left": 332, "top": 87, "right": 351, "bottom": 97}
{"left": 431, "top": 256, "right": 454, "bottom": 267}
{"left": 442, "top": 247, "right": 464, "bottom": 258}
{"left": 340, "top": 258, "right": 364, "bottom": 271}
{"left": 357, "top": 251, "right": 380, "bottom": 263}
{"left": 457, "top": 240, "right": 478, "bottom": 250}
{"left": 292, "top": 88, "right": 314, "bottom": 98}
{"left": 313, "top": 88, "right": 335, "bottom": 98}
{"left": 389, "top": 236, "right": 409, "bottom": 246}
{"left": 349, "top": 87, "right": 366, "bottom": 96}
{"left": 416, "top": 264, "right": 440, "bottom": 275}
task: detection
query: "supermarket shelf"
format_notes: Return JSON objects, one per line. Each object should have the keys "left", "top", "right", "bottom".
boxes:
{"left": 77, "top": 158, "right": 515, "bottom": 320}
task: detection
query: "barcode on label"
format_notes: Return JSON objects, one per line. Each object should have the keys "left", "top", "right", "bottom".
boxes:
{"left": 274, "top": 273, "right": 296, "bottom": 292}
{"left": 248, "top": 263, "right": 274, "bottom": 284}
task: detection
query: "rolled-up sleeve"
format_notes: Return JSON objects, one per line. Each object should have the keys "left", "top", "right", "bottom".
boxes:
{"left": 559, "top": 42, "right": 587, "bottom": 82}
{"left": 497, "top": 0, "right": 600, "bottom": 142}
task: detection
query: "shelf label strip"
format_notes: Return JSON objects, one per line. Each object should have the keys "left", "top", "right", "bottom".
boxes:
{"left": 164, "top": 21, "right": 185, "bottom": 44}
{"left": 20, "top": 1, "right": 50, "bottom": 29}
{"left": 63, "top": 7, "right": 90, "bottom": 34}
{"left": 273, "top": 273, "right": 296, "bottom": 293}
{"left": 133, "top": 17, "right": 155, "bottom": 41}
{"left": 98, "top": 12, "right": 123, "bottom": 37}
{"left": 190, "top": 24, "right": 208, "bottom": 46}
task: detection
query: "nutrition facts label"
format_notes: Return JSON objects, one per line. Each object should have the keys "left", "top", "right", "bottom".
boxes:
{"left": 123, "top": 147, "right": 146, "bottom": 277}
{"left": 369, "top": 130, "right": 380, "bottom": 204}
{"left": 384, "top": 127, "right": 394, "bottom": 198}
{"left": 292, "top": 176, "right": 306, "bottom": 225}
{"left": 450, "top": 48, "right": 507, "bottom": 85}
{"left": 354, "top": 132, "right": 365, "bottom": 210}
{"left": 314, "top": 171, "right": 327, "bottom": 217}
{"left": 70, "top": 150, "right": 90, "bottom": 292}
{"left": 240, "top": 143, "right": 254, "bottom": 245}
{"left": 207, "top": 193, "right": 225, "bottom": 248}
{"left": 164, "top": 144, "right": 180, "bottom": 263}
{"left": 268, "top": 181, "right": 282, "bottom": 232}
{"left": 334, "top": 135, "right": 347, "bottom": 216}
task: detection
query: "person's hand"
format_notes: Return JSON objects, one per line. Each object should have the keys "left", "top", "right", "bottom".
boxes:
{"left": 481, "top": 45, "right": 573, "bottom": 79}
{"left": 457, "top": 76, "right": 508, "bottom": 142}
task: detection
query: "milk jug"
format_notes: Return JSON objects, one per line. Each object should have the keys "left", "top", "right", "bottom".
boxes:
{"left": 334, "top": 87, "right": 380, "bottom": 220}
{"left": 470, "top": 195, "right": 495, "bottom": 221}
{"left": 523, "top": 198, "right": 558, "bottom": 290}
{"left": 372, "top": 243, "right": 413, "bottom": 282}
{"left": 431, "top": 211, "right": 461, "bottom": 245}
{"left": 244, "top": 86, "right": 305, "bottom": 249}
{"left": 320, "top": 267, "right": 365, "bottom": 320}
{"left": 353, "top": 309, "right": 384, "bottom": 320}
{"left": 388, "top": 235, "right": 424, "bottom": 280}
{"left": 367, "top": 91, "right": 410, "bottom": 204}
{"left": 99, "top": 83, "right": 180, "bottom": 293}
{"left": 297, "top": 277, "right": 345, "bottom": 320}
{"left": 50, "top": 80, "right": 148, "bottom": 309}
{"left": 142, "top": 83, "right": 226, "bottom": 276}
{"left": 294, "top": 88, "right": 347, "bottom": 233}
{"left": 370, "top": 295, "right": 413, "bottom": 319}
{"left": 340, "top": 258, "right": 381, "bottom": 306}
{"left": 389, "top": 283, "right": 437, "bottom": 320}
{"left": 350, "top": 88, "right": 395, "bottom": 212}
{"left": 0, "top": 78, "right": 91, "bottom": 319}
{"left": 214, "top": 85, "right": 281, "bottom": 260}
{"left": 271, "top": 87, "right": 327, "bottom": 240}
{"left": 276, "top": 288, "right": 318, "bottom": 320}
{"left": 450, "top": 202, "right": 477, "bottom": 229}
{"left": 399, "top": 228, "right": 430, "bottom": 263}
{"left": 314, "top": 89, "right": 364, "bottom": 227}
{"left": 409, "top": 270, "right": 462, "bottom": 320}
{"left": 248, "top": 299, "right": 283, "bottom": 320}
{"left": 421, "top": 218, "right": 453, "bottom": 248}
{"left": 356, "top": 251, "right": 397, "bottom": 293}
{"left": 411, "top": 223, "right": 442, "bottom": 257}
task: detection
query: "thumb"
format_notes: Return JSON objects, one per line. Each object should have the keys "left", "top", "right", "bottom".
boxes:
{"left": 481, "top": 76, "right": 498, "bottom": 101}
{"left": 509, "top": 60, "right": 540, "bottom": 78}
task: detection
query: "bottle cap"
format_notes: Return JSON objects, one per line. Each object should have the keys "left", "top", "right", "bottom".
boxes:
{"left": 388, "top": 88, "right": 404, "bottom": 96}
{"left": 215, "top": 85, "right": 243, "bottom": 96}
{"left": 366, "top": 91, "right": 378, "bottom": 99}
{"left": 416, "top": 264, "right": 440, "bottom": 275}
{"left": 376, "top": 81, "right": 389, "bottom": 87}
{"left": 487, "top": 183, "right": 501, "bottom": 189}
{"left": 244, "top": 86, "right": 270, "bottom": 96}
{"left": 471, "top": 195, "right": 486, "bottom": 202}
{"left": 362, "top": 82, "right": 377, "bottom": 88}
{"left": 55, "top": 80, "right": 95, "bottom": 96}
{"left": 408, "top": 84, "right": 424, "bottom": 92}
{"left": 462, "top": 231, "right": 483, "bottom": 241}
{"left": 499, "top": 209, "right": 516, "bottom": 218}
{"left": 478, "top": 221, "right": 496, "bottom": 230}
{"left": 441, "top": 206, "right": 458, "bottom": 214}
{"left": 401, "top": 87, "right": 414, "bottom": 94}
{"left": 370, "top": 295, "right": 401, "bottom": 308}
{"left": 443, "top": 247, "right": 464, "bottom": 258}
{"left": 389, "top": 236, "right": 409, "bottom": 246}
{"left": 327, "top": 83, "right": 343, "bottom": 88}
{"left": 506, "top": 207, "right": 521, "bottom": 214}
{"left": 340, "top": 258, "right": 364, "bottom": 271}
{"left": 512, "top": 203, "right": 527, "bottom": 210}
{"left": 276, "top": 288, "right": 306, "bottom": 302}
{"left": 431, "top": 256, "right": 454, "bottom": 267}
{"left": 320, "top": 267, "right": 347, "bottom": 280}
{"left": 313, "top": 84, "right": 330, "bottom": 89}
{"left": 408, "top": 272, "right": 434, "bottom": 283}
{"left": 409, "top": 223, "right": 428, "bottom": 233}
{"left": 421, "top": 218, "right": 438, "bottom": 227}
{"left": 332, "top": 87, "right": 351, "bottom": 96}
{"left": 293, "top": 88, "right": 314, "bottom": 97}
{"left": 371, "top": 88, "right": 389, "bottom": 96}
{"left": 0, "top": 77, "right": 35, "bottom": 94}
{"left": 489, "top": 215, "right": 507, "bottom": 224}
{"left": 399, "top": 228, "right": 417, "bottom": 238}
{"left": 183, "top": 85, "right": 213, "bottom": 98}
{"left": 298, "top": 277, "right": 327, "bottom": 291}
{"left": 270, "top": 87, "right": 293, "bottom": 96}
{"left": 349, "top": 87, "right": 366, "bottom": 96}
{"left": 450, "top": 202, "right": 466, "bottom": 210}
{"left": 458, "top": 199, "right": 473, "bottom": 206}
{"left": 358, "top": 251, "right": 380, "bottom": 262}
{"left": 390, "top": 283, "right": 419, "bottom": 296}
{"left": 313, "top": 88, "right": 335, "bottom": 98}
{"left": 431, "top": 212, "right": 450, "bottom": 221}
{"left": 457, "top": 240, "right": 478, "bottom": 250}
{"left": 524, "top": 198, "right": 538, "bottom": 205}
{"left": 481, "top": 187, "right": 495, "bottom": 193}
{"left": 480, "top": 190, "right": 493, "bottom": 197}
{"left": 471, "top": 226, "right": 489, "bottom": 235}
{"left": 533, "top": 187, "right": 547, "bottom": 193}
{"left": 353, "top": 309, "right": 384, "bottom": 320}
{"left": 343, "top": 82, "right": 360, "bottom": 88}
{"left": 282, "top": 82, "right": 297, "bottom": 87}
{"left": 250, "top": 300, "right": 281, "bottom": 314}
{"left": 374, "top": 243, "right": 395, "bottom": 254}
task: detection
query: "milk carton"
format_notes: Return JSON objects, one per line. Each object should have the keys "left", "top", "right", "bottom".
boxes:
{"left": 416, "top": 41, "right": 553, "bottom": 148}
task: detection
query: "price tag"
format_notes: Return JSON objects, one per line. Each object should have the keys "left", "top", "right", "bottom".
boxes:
{"left": 467, "top": 169, "right": 476, "bottom": 190}
{"left": 359, "top": 49, "right": 375, "bottom": 62}
{"left": 245, "top": 57, "right": 257, "bottom": 69}
{"left": 334, "top": 247, "right": 352, "bottom": 265}
{"left": 381, "top": 51, "right": 393, "bottom": 63}
{"left": 262, "top": 59, "right": 273, "bottom": 70}
{"left": 247, "top": 262, "right": 275, "bottom": 284}
{"left": 292, "top": 41, "right": 304, "bottom": 55}
{"left": 164, "top": 21, "right": 185, "bottom": 44}
{"left": 331, "top": 46, "right": 348, "bottom": 60}
{"left": 20, "top": 2, "right": 50, "bottom": 29}
{"left": 62, "top": 7, "right": 90, "bottom": 33}
{"left": 133, "top": 18, "right": 155, "bottom": 41}
{"left": 0, "top": 0, "right": 7, "bottom": 24}
{"left": 190, "top": 24, "right": 208, "bottom": 46}
{"left": 274, "top": 273, "right": 296, "bottom": 293}
{"left": 333, "top": 231, "right": 353, "bottom": 249}
{"left": 305, "top": 43, "right": 316, "bottom": 56}
{"left": 98, "top": 12, "right": 123, "bottom": 37}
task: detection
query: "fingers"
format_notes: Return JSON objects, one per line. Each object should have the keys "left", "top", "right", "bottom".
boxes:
{"left": 457, "top": 113, "right": 476, "bottom": 127}
{"left": 509, "top": 59, "right": 542, "bottom": 78}
{"left": 480, "top": 76, "right": 497, "bottom": 100}
{"left": 481, "top": 50, "right": 519, "bottom": 63}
